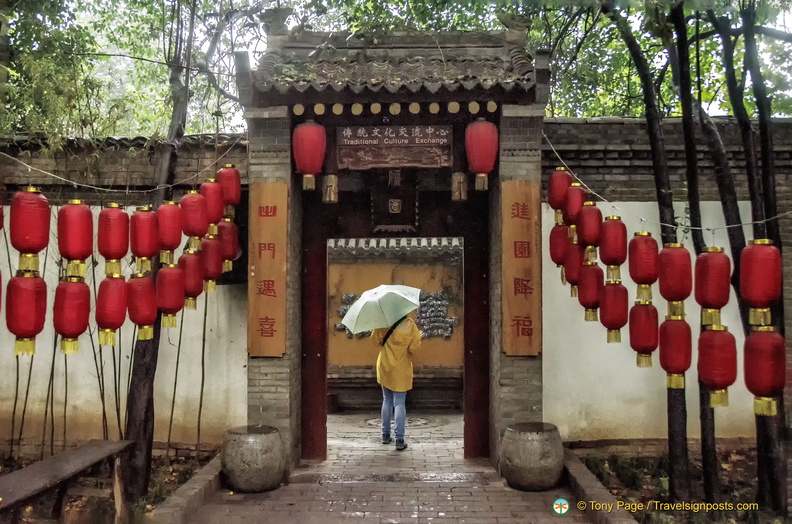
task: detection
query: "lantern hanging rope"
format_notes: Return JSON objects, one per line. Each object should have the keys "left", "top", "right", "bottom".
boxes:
{"left": 98, "top": 203, "right": 129, "bottom": 276}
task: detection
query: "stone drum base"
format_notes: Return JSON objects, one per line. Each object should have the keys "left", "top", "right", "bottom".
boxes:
{"left": 222, "top": 425, "right": 285, "bottom": 492}
{"left": 500, "top": 422, "right": 564, "bottom": 491}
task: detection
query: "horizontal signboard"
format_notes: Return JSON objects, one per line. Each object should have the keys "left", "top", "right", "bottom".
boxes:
{"left": 337, "top": 125, "right": 452, "bottom": 147}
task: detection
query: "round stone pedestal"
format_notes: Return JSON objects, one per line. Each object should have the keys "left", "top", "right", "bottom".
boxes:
{"left": 222, "top": 425, "right": 285, "bottom": 492}
{"left": 500, "top": 422, "right": 564, "bottom": 491}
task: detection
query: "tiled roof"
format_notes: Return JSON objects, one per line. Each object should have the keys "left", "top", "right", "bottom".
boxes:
{"left": 249, "top": 31, "right": 540, "bottom": 98}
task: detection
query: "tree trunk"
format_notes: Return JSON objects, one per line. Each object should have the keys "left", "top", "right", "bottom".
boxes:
{"left": 741, "top": 4, "right": 787, "bottom": 514}
{"left": 600, "top": 0, "right": 689, "bottom": 501}
{"left": 123, "top": 62, "right": 188, "bottom": 501}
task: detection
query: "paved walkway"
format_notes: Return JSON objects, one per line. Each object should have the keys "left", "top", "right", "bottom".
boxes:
{"left": 193, "top": 411, "right": 591, "bottom": 523}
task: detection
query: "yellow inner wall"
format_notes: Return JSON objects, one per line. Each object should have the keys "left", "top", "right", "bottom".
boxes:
{"left": 327, "top": 262, "right": 464, "bottom": 368}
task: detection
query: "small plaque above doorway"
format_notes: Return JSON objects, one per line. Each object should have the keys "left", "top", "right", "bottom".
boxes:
{"left": 337, "top": 125, "right": 452, "bottom": 170}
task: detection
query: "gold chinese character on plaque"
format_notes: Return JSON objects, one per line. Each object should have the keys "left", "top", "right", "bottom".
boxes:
{"left": 388, "top": 199, "right": 402, "bottom": 214}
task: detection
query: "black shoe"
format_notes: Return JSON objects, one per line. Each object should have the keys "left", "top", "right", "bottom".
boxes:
{"left": 396, "top": 439, "right": 408, "bottom": 451}
{"left": 382, "top": 435, "right": 392, "bottom": 444}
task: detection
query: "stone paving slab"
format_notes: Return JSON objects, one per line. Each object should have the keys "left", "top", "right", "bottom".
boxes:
{"left": 191, "top": 412, "right": 592, "bottom": 523}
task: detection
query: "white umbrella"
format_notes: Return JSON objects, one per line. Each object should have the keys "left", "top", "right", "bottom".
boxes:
{"left": 341, "top": 285, "right": 422, "bottom": 334}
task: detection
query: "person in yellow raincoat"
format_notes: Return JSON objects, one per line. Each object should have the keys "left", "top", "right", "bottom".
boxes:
{"left": 371, "top": 313, "right": 421, "bottom": 451}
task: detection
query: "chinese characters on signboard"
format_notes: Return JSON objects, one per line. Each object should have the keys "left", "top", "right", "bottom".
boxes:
{"left": 247, "top": 182, "right": 288, "bottom": 357}
{"left": 501, "top": 180, "right": 542, "bottom": 356}
{"left": 336, "top": 125, "right": 453, "bottom": 170}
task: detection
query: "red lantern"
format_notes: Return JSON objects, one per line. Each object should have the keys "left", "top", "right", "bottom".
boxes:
{"left": 629, "top": 302, "right": 658, "bottom": 367}
{"left": 54, "top": 278, "right": 90, "bottom": 354}
{"left": 562, "top": 183, "right": 587, "bottom": 228}
{"left": 564, "top": 242, "right": 585, "bottom": 297}
{"left": 694, "top": 247, "right": 731, "bottom": 326}
{"left": 548, "top": 167, "right": 573, "bottom": 212}
{"left": 6, "top": 273, "right": 47, "bottom": 354}
{"left": 96, "top": 276, "right": 127, "bottom": 346}
{"left": 130, "top": 206, "right": 158, "bottom": 273}
{"left": 128, "top": 274, "right": 157, "bottom": 340}
{"left": 659, "top": 243, "right": 692, "bottom": 316}
{"left": 600, "top": 217, "right": 627, "bottom": 281}
{"left": 200, "top": 179, "right": 224, "bottom": 234}
{"left": 157, "top": 265, "right": 185, "bottom": 328}
{"left": 293, "top": 120, "right": 327, "bottom": 190}
{"left": 549, "top": 225, "right": 569, "bottom": 284}
{"left": 740, "top": 239, "right": 782, "bottom": 326}
{"left": 465, "top": 118, "right": 498, "bottom": 191}
{"left": 578, "top": 202, "right": 602, "bottom": 262}
{"left": 659, "top": 318, "right": 691, "bottom": 388}
{"left": 217, "top": 218, "right": 238, "bottom": 273}
{"left": 179, "top": 249, "right": 204, "bottom": 309}
{"left": 201, "top": 235, "right": 223, "bottom": 291}
{"left": 745, "top": 327, "right": 786, "bottom": 415}
{"left": 217, "top": 164, "right": 242, "bottom": 218}
{"left": 98, "top": 203, "right": 129, "bottom": 276}
{"left": 600, "top": 282, "right": 628, "bottom": 343}
{"left": 10, "top": 187, "right": 50, "bottom": 272}
{"left": 629, "top": 232, "right": 659, "bottom": 301}
{"left": 181, "top": 191, "right": 209, "bottom": 250}
{"left": 157, "top": 201, "right": 182, "bottom": 265}
{"left": 578, "top": 262, "right": 604, "bottom": 321}
{"left": 57, "top": 200, "right": 93, "bottom": 278}
{"left": 698, "top": 326, "right": 737, "bottom": 407}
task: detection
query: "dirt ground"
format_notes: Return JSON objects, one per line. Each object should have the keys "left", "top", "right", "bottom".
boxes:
{"left": 583, "top": 447, "right": 787, "bottom": 523}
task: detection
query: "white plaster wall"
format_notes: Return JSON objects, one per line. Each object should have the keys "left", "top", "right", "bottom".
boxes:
{"left": 0, "top": 205, "right": 247, "bottom": 454}
{"left": 543, "top": 201, "right": 757, "bottom": 441}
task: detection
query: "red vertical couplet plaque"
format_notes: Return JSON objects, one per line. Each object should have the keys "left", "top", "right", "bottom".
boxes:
{"left": 248, "top": 182, "right": 289, "bottom": 357}
{"left": 501, "top": 179, "right": 542, "bottom": 356}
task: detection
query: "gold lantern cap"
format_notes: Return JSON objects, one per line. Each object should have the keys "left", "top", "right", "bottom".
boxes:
{"left": 605, "top": 216, "right": 621, "bottom": 220}
{"left": 634, "top": 231, "right": 652, "bottom": 236}
{"left": 663, "top": 242, "right": 683, "bottom": 248}
{"left": 66, "top": 276, "right": 83, "bottom": 283}
{"left": 705, "top": 324, "right": 728, "bottom": 332}
{"left": 162, "top": 200, "right": 176, "bottom": 205}
{"left": 583, "top": 201, "right": 596, "bottom": 206}
{"left": 205, "top": 234, "right": 216, "bottom": 239}
{"left": 605, "top": 279, "right": 621, "bottom": 285}
{"left": 136, "top": 205, "right": 152, "bottom": 211}
{"left": 109, "top": 273, "right": 124, "bottom": 279}
{"left": 634, "top": 300, "right": 652, "bottom": 306}
{"left": 188, "top": 190, "right": 199, "bottom": 194}
{"left": 207, "top": 178, "right": 217, "bottom": 183}
{"left": 222, "top": 216, "right": 232, "bottom": 223}
{"left": 555, "top": 166, "right": 566, "bottom": 171}
{"left": 570, "top": 182, "right": 582, "bottom": 187}
{"left": 23, "top": 186, "right": 42, "bottom": 193}
{"left": 753, "top": 326, "right": 776, "bottom": 332}
{"left": 106, "top": 202, "right": 122, "bottom": 208}
{"left": 132, "top": 272, "right": 147, "bottom": 279}
{"left": 751, "top": 238, "right": 773, "bottom": 245}
{"left": 665, "top": 314, "right": 685, "bottom": 321}
{"left": 223, "top": 163, "right": 235, "bottom": 168}
{"left": 67, "top": 199, "right": 83, "bottom": 205}
{"left": 704, "top": 246, "right": 724, "bottom": 253}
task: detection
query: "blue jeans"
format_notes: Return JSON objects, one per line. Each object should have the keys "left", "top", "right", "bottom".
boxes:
{"left": 381, "top": 386, "right": 407, "bottom": 440}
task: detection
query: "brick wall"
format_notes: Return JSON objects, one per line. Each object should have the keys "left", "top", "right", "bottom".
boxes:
{"left": 245, "top": 110, "right": 302, "bottom": 475}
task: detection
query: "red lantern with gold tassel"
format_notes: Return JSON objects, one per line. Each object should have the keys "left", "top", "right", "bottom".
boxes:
{"left": 659, "top": 243, "right": 692, "bottom": 317}
{"left": 217, "top": 218, "right": 238, "bottom": 273}
{"left": 659, "top": 317, "right": 691, "bottom": 389}
{"left": 179, "top": 249, "right": 204, "bottom": 309}
{"left": 578, "top": 202, "right": 602, "bottom": 262}
{"left": 293, "top": 120, "right": 327, "bottom": 190}
{"left": 698, "top": 325, "right": 737, "bottom": 407}
{"left": 98, "top": 203, "right": 129, "bottom": 276}
{"left": 157, "top": 264, "right": 185, "bottom": 328}
{"left": 564, "top": 241, "right": 585, "bottom": 297}
{"left": 181, "top": 191, "right": 209, "bottom": 250}
{"left": 200, "top": 179, "right": 224, "bottom": 235}
{"left": 10, "top": 187, "right": 50, "bottom": 272}
{"left": 562, "top": 183, "right": 586, "bottom": 230}
{"left": 465, "top": 118, "right": 498, "bottom": 191}
{"left": 54, "top": 277, "right": 90, "bottom": 354}
{"left": 217, "top": 164, "right": 241, "bottom": 218}
{"left": 600, "top": 216, "right": 627, "bottom": 281}
{"left": 548, "top": 167, "right": 573, "bottom": 223}
{"left": 6, "top": 272, "right": 47, "bottom": 354}
{"left": 58, "top": 200, "right": 93, "bottom": 278}
{"left": 157, "top": 201, "right": 182, "bottom": 265}
{"left": 630, "top": 302, "right": 658, "bottom": 367}
{"left": 128, "top": 274, "right": 156, "bottom": 340}
{"left": 96, "top": 276, "right": 127, "bottom": 346}
{"left": 629, "top": 232, "right": 659, "bottom": 301}
{"left": 130, "top": 206, "right": 158, "bottom": 273}
{"left": 740, "top": 239, "right": 782, "bottom": 326}
{"left": 549, "top": 224, "right": 569, "bottom": 283}
{"left": 600, "top": 281, "right": 628, "bottom": 343}
{"left": 695, "top": 247, "right": 731, "bottom": 326}
{"left": 201, "top": 235, "right": 223, "bottom": 291}
{"left": 578, "top": 262, "right": 604, "bottom": 321}
{"left": 745, "top": 327, "right": 786, "bottom": 415}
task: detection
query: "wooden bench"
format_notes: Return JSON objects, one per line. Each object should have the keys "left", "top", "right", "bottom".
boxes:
{"left": 0, "top": 439, "right": 134, "bottom": 524}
